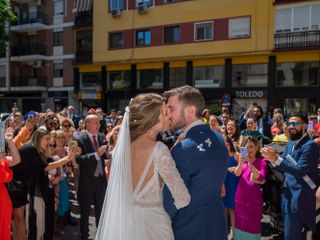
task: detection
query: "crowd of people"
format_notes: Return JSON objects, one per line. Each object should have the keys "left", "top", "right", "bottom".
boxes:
{"left": 0, "top": 88, "right": 320, "bottom": 240}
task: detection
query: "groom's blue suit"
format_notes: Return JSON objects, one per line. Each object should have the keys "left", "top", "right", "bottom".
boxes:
{"left": 164, "top": 123, "right": 229, "bottom": 240}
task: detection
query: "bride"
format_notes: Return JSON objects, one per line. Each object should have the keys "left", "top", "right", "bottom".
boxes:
{"left": 95, "top": 93, "right": 190, "bottom": 240}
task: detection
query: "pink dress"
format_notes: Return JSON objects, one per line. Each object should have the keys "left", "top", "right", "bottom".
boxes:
{"left": 234, "top": 157, "right": 267, "bottom": 234}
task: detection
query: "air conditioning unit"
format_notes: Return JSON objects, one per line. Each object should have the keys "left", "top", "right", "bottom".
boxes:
{"left": 111, "top": 8, "right": 121, "bottom": 18}
{"left": 32, "top": 60, "right": 42, "bottom": 68}
{"left": 137, "top": 2, "right": 148, "bottom": 14}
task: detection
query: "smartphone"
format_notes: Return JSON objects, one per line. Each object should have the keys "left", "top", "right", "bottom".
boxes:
{"left": 240, "top": 147, "right": 248, "bottom": 162}
{"left": 69, "top": 140, "right": 78, "bottom": 150}
{"left": 308, "top": 121, "right": 314, "bottom": 131}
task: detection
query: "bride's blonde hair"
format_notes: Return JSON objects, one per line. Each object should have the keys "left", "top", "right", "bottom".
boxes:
{"left": 129, "top": 93, "right": 164, "bottom": 141}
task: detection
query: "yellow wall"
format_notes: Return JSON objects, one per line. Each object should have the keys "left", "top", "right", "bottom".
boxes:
{"left": 93, "top": 0, "right": 274, "bottom": 64}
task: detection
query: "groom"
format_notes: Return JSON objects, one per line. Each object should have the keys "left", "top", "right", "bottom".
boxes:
{"left": 163, "top": 85, "right": 229, "bottom": 240}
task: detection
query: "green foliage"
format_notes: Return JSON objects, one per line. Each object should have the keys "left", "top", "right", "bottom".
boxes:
{"left": 0, "top": 0, "right": 16, "bottom": 53}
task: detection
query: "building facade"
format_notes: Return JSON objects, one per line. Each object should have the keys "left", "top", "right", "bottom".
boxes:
{"left": 0, "top": 0, "right": 77, "bottom": 113}
{"left": 76, "top": 0, "right": 319, "bottom": 116}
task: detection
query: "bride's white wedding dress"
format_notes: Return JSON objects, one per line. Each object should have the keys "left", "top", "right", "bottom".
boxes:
{"left": 132, "top": 141, "right": 190, "bottom": 240}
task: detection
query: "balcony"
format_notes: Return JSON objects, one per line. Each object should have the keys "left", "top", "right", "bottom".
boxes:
{"left": 11, "top": 76, "right": 47, "bottom": 90}
{"left": 74, "top": 12, "right": 92, "bottom": 28}
{"left": 75, "top": 51, "right": 92, "bottom": 63}
{"left": 274, "top": 30, "right": 320, "bottom": 50}
{"left": 11, "top": 43, "right": 47, "bottom": 61}
{"left": 10, "top": 11, "right": 49, "bottom": 32}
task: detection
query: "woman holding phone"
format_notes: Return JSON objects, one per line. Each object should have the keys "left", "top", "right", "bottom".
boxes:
{"left": 232, "top": 136, "right": 267, "bottom": 240}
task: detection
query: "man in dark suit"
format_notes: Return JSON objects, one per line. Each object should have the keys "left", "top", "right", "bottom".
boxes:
{"left": 75, "top": 114, "right": 108, "bottom": 240}
{"left": 262, "top": 111, "right": 319, "bottom": 240}
{"left": 163, "top": 85, "right": 229, "bottom": 240}
{"left": 67, "top": 105, "right": 80, "bottom": 129}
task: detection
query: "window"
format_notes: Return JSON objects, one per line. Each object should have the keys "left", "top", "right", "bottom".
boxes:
{"left": 229, "top": 17, "right": 250, "bottom": 38}
{"left": 80, "top": 72, "right": 101, "bottom": 90}
{"left": 169, "top": 67, "right": 186, "bottom": 88}
{"left": 136, "top": 29, "right": 151, "bottom": 46}
{"left": 275, "top": 4, "right": 320, "bottom": 32}
{"left": 232, "top": 64, "right": 268, "bottom": 87}
{"left": 110, "top": 0, "right": 124, "bottom": 11}
{"left": 77, "top": 31, "right": 92, "bottom": 52}
{"left": 54, "top": 0, "right": 64, "bottom": 15}
{"left": 108, "top": 71, "right": 131, "bottom": 90}
{"left": 137, "top": 69, "right": 162, "bottom": 89}
{"left": 109, "top": 32, "right": 123, "bottom": 49}
{"left": 53, "top": 63, "right": 63, "bottom": 78}
{"left": 193, "top": 66, "right": 224, "bottom": 88}
{"left": 164, "top": 25, "right": 180, "bottom": 44}
{"left": 276, "top": 62, "right": 319, "bottom": 87}
{"left": 136, "top": 0, "right": 153, "bottom": 7}
{"left": 195, "top": 22, "right": 213, "bottom": 41}
{"left": 53, "top": 32, "right": 63, "bottom": 46}
{"left": 0, "top": 66, "right": 6, "bottom": 87}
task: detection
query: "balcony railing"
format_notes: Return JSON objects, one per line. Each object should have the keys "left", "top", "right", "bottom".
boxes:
{"left": 74, "top": 12, "right": 92, "bottom": 27}
{"left": 0, "top": 77, "right": 6, "bottom": 87}
{"left": 11, "top": 76, "right": 47, "bottom": 87}
{"left": 75, "top": 51, "right": 92, "bottom": 63}
{"left": 12, "top": 11, "right": 48, "bottom": 25}
{"left": 275, "top": 30, "right": 320, "bottom": 49}
{"left": 11, "top": 44, "right": 47, "bottom": 56}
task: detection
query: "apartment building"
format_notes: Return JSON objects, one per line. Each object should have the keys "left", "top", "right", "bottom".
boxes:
{"left": 0, "top": 0, "right": 76, "bottom": 113}
{"left": 74, "top": 0, "right": 319, "bottom": 116}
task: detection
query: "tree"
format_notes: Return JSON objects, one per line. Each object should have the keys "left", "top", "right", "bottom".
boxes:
{"left": 0, "top": 0, "right": 16, "bottom": 53}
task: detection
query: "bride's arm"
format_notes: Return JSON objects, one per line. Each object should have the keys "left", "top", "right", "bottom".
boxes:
{"left": 157, "top": 145, "right": 190, "bottom": 209}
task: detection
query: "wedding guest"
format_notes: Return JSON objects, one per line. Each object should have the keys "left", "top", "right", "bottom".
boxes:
{"left": 209, "top": 115, "right": 223, "bottom": 135}
{"left": 233, "top": 136, "right": 267, "bottom": 240}
{"left": 239, "top": 117, "right": 262, "bottom": 145}
{"left": 225, "top": 119, "right": 240, "bottom": 143}
{"left": 271, "top": 113, "right": 284, "bottom": 138}
{"left": 223, "top": 136, "right": 239, "bottom": 239}
{"left": 201, "top": 108, "right": 210, "bottom": 123}
{"left": 9, "top": 128, "right": 79, "bottom": 240}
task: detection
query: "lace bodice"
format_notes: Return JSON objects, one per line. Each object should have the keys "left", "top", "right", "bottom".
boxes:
{"left": 132, "top": 142, "right": 190, "bottom": 209}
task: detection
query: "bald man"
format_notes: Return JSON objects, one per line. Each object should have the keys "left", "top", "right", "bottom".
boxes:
{"left": 75, "top": 114, "right": 108, "bottom": 240}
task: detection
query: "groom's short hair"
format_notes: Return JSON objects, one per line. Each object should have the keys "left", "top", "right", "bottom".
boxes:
{"left": 163, "top": 85, "right": 205, "bottom": 118}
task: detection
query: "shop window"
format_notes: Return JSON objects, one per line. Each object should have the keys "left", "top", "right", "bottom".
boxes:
{"left": 109, "top": 32, "right": 123, "bottom": 49}
{"left": 53, "top": 63, "right": 63, "bottom": 78}
{"left": 194, "top": 22, "right": 213, "bottom": 41}
{"left": 0, "top": 66, "right": 6, "bottom": 87}
{"left": 164, "top": 25, "right": 180, "bottom": 44}
{"left": 136, "top": 29, "right": 151, "bottom": 47}
{"left": 53, "top": 31, "right": 63, "bottom": 46}
{"left": 229, "top": 17, "right": 250, "bottom": 38}
{"left": 193, "top": 66, "right": 224, "bottom": 88}
{"left": 169, "top": 67, "right": 186, "bottom": 88}
{"left": 232, "top": 64, "right": 268, "bottom": 87}
{"left": 276, "top": 62, "right": 319, "bottom": 87}
{"left": 108, "top": 70, "right": 131, "bottom": 90}
{"left": 275, "top": 4, "right": 320, "bottom": 32}
{"left": 54, "top": 0, "right": 64, "bottom": 15}
{"left": 137, "top": 69, "right": 163, "bottom": 89}
{"left": 80, "top": 72, "right": 101, "bottom": 90}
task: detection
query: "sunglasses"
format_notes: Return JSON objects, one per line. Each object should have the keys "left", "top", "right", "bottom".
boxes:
{"left": 50, "top": 144, "right": 56, "bottom": 148}
{"left": 287, "top": 121, "right": 301, "bottom": 127}
{"left": 63, "top": 125, "right": 71, "bottom": 128}
{"left": 107, "top": 125, "right": 113, "bottom": 128}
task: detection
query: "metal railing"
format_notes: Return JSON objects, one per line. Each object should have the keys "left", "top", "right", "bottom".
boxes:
{"left": 75, "top": 51, "right": 92, "bottom": 63}
{"left": 274, "top": 30, "right": 320, "bottom": 49}
{"left": 12, "top": 11, "right": 48, "bottom": 25}
{"left": 11, "top": 43, "right": 47, "bottom": 56}
{"left": 11, "top": 76, "right": 47, "bottom": 87}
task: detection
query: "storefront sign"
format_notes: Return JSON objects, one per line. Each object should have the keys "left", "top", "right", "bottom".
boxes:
{"left": 77, "top": 92, "right": 102, "bottom": 100}
{"left": 235, "top": 90, "right": 265, "bottom": 98}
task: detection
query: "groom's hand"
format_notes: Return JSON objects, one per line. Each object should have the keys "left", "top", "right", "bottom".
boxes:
{"left": 97, "top": 145, "right": 108, "bottom": 157}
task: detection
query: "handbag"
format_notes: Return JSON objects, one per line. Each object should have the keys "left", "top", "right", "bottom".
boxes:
{"left": 7, "top": 179, "right": 25, "bottom": 195}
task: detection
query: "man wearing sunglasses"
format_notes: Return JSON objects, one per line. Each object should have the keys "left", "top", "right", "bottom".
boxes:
{"left": 261, "top": 111, "right": 319, "bottom": 240}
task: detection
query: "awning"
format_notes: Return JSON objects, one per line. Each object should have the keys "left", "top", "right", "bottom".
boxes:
{"left": 72, "top": 0, "right": 93, "bottom": 14}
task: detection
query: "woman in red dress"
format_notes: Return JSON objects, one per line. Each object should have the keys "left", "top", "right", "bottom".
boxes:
{"left": 0, "top": 127, "right": 21, "bottom": 240}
